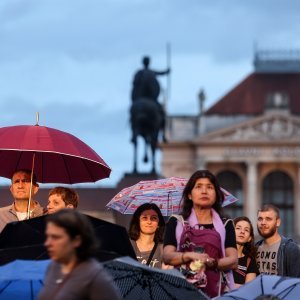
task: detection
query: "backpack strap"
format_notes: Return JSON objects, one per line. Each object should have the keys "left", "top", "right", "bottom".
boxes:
{"left": 223, "top": 218, "right": 234, "bottom": 227}
{"left": 171, "top": 214, "right": 188, "bottom": 251}
{"left": 170, "top": 214, "right": 186, "bottom": 225}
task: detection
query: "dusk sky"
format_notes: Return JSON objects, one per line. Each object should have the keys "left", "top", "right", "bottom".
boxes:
{"left": 1, "top": 0, "right": 300, "bottom": 187}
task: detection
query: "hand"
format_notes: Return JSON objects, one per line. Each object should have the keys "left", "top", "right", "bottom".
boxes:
{"left": 185, "top": 251, "right": 209, "bottom": 263}
{"left": 205, "top": 257, "right": 218, "bottom": 269}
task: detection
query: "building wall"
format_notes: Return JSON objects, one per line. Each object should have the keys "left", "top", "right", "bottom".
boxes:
{"left": 160, "top": 109, "right": 300, "bottom": 240}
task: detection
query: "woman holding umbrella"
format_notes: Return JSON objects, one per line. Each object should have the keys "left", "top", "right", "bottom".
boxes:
{"left": 39, "top": 209, "right": 121, "bottom": 300}
{"left": 163, "top": 170, "right": 238, "bottom": 298}
{"left": 129, "top": 203, "right": 167, "bottom": 269}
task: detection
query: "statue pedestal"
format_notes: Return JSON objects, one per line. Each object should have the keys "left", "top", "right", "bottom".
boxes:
{"left": 113, "top": 172, "right": 162, "bottom": 230}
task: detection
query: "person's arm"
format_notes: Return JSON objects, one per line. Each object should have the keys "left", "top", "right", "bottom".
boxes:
{"left": 234, "top": 271, "right": 258, "bottom": 288}
{"left": 217, "top": 219, "right": 238, "bottom": 271}
{"left": 163, "top": 217, "right": 210, "bottom": 267}
{"left": 161, "top": 262, "right": 174, "bottom": 270}
{"left": 154, "top": 68, "right": 170, "bottom": 76}
{"left": 245, "top": 272, "right": 257, "bottom": 283}
{"left": 285, "top": 242, "right": 300, "bottom": 277}
{"left": 163, "top": 245, "right": 210, "bottom": 266}
{"left": 217, "top": 247, "right": 238, "bottom": 271}
{"left": 244, "top": 256, "right": 258, "bottom": 283}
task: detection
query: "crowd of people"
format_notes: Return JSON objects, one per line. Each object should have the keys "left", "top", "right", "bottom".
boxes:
{"left": 1, "top": 168, "right": 300, "bottom": 299}
{"left": 0, "top": 169, "right": 79, "bottom": 232}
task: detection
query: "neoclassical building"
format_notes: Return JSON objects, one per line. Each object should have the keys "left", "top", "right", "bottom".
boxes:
{"left": 161, "top": 50, "right": 300, "bottom": 239}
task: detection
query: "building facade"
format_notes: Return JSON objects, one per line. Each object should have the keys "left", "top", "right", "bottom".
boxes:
{"left": 161, "top": 50, "right": 300, "bottom": 240}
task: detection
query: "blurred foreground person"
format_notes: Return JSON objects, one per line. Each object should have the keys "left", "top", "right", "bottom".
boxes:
{"left": 233, "top": 216, "right": 259, "bottom": 288}
{"left": 39, "top": 209, "right": 121, "bottom": 300}
{"left": 163, "top": 170, "right": 237, "bottom": 298}
{"left": 256, "top": 204, "right": 300, "bottom": 277}
{"left": 129, "top": 203, "right": 168, "bottom": 269}
{"left": 47, "top": 187, "right": 79, "bottom": 214}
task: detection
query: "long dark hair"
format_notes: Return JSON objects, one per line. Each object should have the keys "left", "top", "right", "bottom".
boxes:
{"left": 128, "top": 203, "right": 165, "bottom": 243}
{"left": 234, "top": 216, "right": 257, "bottom": 259}
{"left": 180, "top": 170, "right": 224, "bottom": 220}
{"left": 46, "top": 209, "right": 98, "bottom": 261}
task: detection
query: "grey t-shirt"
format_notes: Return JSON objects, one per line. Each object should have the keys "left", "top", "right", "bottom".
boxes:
{"left": 257, "top": 240, "right": 281, "bottom": 275}
{"left": 131, "top": 240, "right": 163, "bottom": 269}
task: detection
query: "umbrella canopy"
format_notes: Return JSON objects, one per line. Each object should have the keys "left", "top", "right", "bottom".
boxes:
{"left": 217, "top": 274, "right": 300, "bottom": 300}
{"left": 103, "top": 256, "right": 209, "bottom": 300}
{"left": 0, "top": 245, "right": 48, "bottom": 266}
{"left": 0, "top": 125, "right": 111, "bottom": 183}
{"left": 0, "top": 259, "right": 50, "bottom": 300}
{"left": 0, "top": 214, "right": 136, "bottom": 265}
{"left": 106, "top": 177, "right": 238, "bottom": 216}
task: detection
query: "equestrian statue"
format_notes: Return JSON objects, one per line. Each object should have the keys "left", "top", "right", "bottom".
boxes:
{"left": 130, "top": 56, "right": 170, "bottom": 174}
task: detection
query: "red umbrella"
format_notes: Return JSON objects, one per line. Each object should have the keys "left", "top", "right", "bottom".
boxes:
{"left": 0, "top": 124, "right": 111, "bottom": 184}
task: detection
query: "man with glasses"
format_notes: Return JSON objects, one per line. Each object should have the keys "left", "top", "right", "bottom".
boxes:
{"left": 0, "top": 169, "right": 44, "bottom": 232}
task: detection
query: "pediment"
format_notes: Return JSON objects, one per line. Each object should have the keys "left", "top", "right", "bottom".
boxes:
{"left": 198, "top": 112, "right": 300, "bottom": 142}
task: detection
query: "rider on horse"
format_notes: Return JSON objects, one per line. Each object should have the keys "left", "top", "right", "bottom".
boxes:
{"left": 130, "top": 56, "right": 170, "bottom": 173}
{"left": 131, "top": 56, "right": 170, "bottom": 142}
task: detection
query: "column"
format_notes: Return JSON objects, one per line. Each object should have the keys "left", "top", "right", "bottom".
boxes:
{"left": 295, "top": 165, "right": 300, "bottom": 238}
{"left": 246, "top": 161, "right": 258, "bottom": 227}
{"left": 196, "top": 156, "right": 206, "bottom": 170}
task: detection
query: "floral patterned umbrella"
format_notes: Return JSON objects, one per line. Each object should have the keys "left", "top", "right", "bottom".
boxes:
{"left": 106, "top": 177, "right": 238, "bottom": 216}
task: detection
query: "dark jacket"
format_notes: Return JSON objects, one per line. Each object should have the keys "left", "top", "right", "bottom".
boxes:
{"left": 256, "top": 236, "right": 300, "bottom": 277}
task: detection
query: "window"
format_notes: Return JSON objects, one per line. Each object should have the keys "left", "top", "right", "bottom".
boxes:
{"left": 216, "top": 171, "right": 243, "bottom": 219}
{"left": 262, "top": 171, "right": 294, "bottom": 238}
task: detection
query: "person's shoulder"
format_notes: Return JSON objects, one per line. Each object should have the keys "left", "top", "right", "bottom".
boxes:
{"left": 83, "top": 258, "right": 100, "bottom": 268}
{"left": 255, "top": 239, "right": 264, "bottom": 247}
{"left": 90, "top": 259, "right": 115, "bottom": 281}
{"left": 75, "top": 259, "right": 104, "bottom": 278}
{"left": 282, "top": 236, "right": 300, "bottom": 250}
{"left": 222, "top": 217, "right": 234, "bottom": 227}
{"left": 0, "top": 204, "right": 13, "bottom": 212}
{"left": 32, "top": 201, "right": 45, "bottom": 216}
{"left": 167, "top": 215, "right": 182, "bottom": 225}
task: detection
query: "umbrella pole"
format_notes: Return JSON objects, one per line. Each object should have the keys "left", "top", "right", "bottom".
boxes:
{"left": 27, "top": 153, "right": 36, "bottom": 220}
{"left": 167, "top": 192, "right": 171, "bottom": 216}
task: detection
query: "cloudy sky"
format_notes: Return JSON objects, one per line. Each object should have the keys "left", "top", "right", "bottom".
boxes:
{"left": 0, "top": 0, "right": 299, "bottom": 187}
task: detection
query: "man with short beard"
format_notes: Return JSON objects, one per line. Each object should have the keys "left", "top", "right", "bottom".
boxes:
{"left": 256, "top": 204, "right": 300, "bottom": 277}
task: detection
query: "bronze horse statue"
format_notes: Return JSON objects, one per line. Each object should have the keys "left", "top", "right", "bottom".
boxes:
{"left": 130, "top": 56, "right": 168, "bottom": 174}
{"left": 130, "top": 98, "right": 163, "bottom": 174}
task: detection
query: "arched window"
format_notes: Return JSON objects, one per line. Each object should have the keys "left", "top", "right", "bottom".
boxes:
{"left": 216, "top": 171, "right": 243, "bottom": 219}
{"left": 262, "top": 171, "right": 294, "bottom": 237}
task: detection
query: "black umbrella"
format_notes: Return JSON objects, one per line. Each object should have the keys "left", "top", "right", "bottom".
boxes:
{"left": 103, "top": 256, "right": 209, "bottom": 300}
{"left": 0, "top": 214, "right": 136, "bottom": 265}
{"left": 0, "top": 244, "right": 48, "bottom": 266}
{"left": 218, "top": 274, "right": 300, "bottom": 300}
